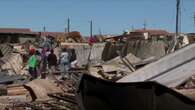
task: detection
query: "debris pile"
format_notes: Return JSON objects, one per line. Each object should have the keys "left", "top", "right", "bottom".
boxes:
{"left": 1, "top": 30, "right": 195, "bottom": 110}
{"left": 0, "top": 76, "right": 79, "bottom": 110}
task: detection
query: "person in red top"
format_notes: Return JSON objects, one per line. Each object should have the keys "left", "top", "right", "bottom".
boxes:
{"left": 88, "top": 37, "right": 96, "bottom": 46}
{"left": 28, "top": 48, "right": 37, "bottom": 80}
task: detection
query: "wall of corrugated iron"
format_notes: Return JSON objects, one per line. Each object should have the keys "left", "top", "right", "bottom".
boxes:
{"left": 75, "top": 43, "right": 105, "bottom": 67}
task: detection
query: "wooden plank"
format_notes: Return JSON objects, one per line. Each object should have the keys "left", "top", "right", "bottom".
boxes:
{"left": 25, "top": 79, "right": 63, "bottom": 101}
{"left": 0, "top": 95, "right": 29, "bottom": 104}
{"left": 7, "top": 86, "right": 28, "bottom": 96}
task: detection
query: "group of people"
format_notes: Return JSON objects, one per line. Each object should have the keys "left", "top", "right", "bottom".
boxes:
{"left": 27, "top": 47, "right": 72, "bottom": 80}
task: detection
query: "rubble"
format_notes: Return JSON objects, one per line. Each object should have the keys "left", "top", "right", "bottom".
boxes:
{"left": 1, "top": 53, "right": 26, "bottom": 76}
{"left": 1, "top": 28, "right": 195, "bottom": 110}
{"left": 105, "top": 53, "right": 141, "bottom": 65}
{"left": 25, "top": 79, "right": 64, "bottom": 101}
{"left": 0, "top": 44, "right": 13, "bottom": 57}
{"left": 0, "top": 74, "right": 79, "bottom": 110}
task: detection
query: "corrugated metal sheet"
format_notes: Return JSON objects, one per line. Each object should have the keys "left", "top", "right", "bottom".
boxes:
{"left": 118, "top": 43, "right": 195, "bottom": 88}
{"left": 1, "top": 53, "right": 25, "bottom": 75}
{"left": 75, "top": 43, "right": 105, "bottom": 66}
{"left": 0, "top": 44, "right": 13, "bottom": 57}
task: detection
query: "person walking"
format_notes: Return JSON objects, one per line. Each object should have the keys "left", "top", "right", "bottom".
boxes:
{"left": 35, "top": 50, "right": 42, "bottom": 77}
{"left": 47, "top": 49, "right": 57, "bottom": 78}
{"left": 27, "top": 48, "right": 37, "bottom": 79}
{"left": 59, "top": 48, "right": 70, "bottom": 79}
{"left": 40, "top": 48, "right": 47, "bottom": 78}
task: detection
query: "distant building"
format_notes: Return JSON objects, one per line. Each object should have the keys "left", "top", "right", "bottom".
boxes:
{"left": 0, "top": 28, "right": 84, "bottom": 44}
{"left": 128, "top": 29, "right": 172, "bottom": 40}
{"left": 104, "top": 29, "right": 173, "bottom": 42}
{"left": 40, "top": 31, "right": 84, "bottom": 43}
{"left": 0, "top": 28, "right": 37, "bottom": 43}
{"left": 103, "top": 35, "right": 122, "bottom": 42}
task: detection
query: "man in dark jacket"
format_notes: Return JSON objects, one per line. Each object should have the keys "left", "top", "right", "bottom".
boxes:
{"left": 47, "top": 49, "right": 57, "bottom": 74}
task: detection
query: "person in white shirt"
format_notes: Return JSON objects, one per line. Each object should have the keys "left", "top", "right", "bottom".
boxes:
{"left": 59, "top": 48, "right": 70, "bottom": 79}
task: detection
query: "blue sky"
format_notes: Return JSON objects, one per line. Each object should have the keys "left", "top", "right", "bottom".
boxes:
{"left": 0, "top": 0, "right": 194, "bottom": 36}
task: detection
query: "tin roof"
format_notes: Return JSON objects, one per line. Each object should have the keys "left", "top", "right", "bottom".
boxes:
{"left": 134, "top": 29, "right": 170, "bottom": 36}
{"left": 0, "top": 28, "right": 32, "bottom": 34}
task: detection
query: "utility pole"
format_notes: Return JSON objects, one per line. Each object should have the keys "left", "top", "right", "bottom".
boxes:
{"left": 43, "top": 26, "right": 46, "bottom": 32}
{"left": 176, "top": 0, "right": 180, "bottom": 37}
{"left": 193, "top": 13, "right": 195, "bottom": 29}
{"left": 131, "top": 25, "right": 134, "bottom": 31}
{"left": 90, "top": 20, "right": 93, "bottom": 38}
{"left": 99, "top": 28, "right": 102, "bottom": 36}
{"left": 143, "top": 20, "right": 147, "bottom": 30}
{"left": 65, "top": 28, "right": 67, "bottom": 33}
{"left": 171, "top": 0, "right": 181, "bottom": 52}
{"left": 179, "top": 3, "right": 182, "bottom": 33}
{"left": 67, "top": 18, "right": 70, "bottom": 33}
{"left": 87, "top": 20, "right": 93, "bottom": 65}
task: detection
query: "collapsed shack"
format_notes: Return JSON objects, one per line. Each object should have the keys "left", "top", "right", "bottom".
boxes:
{"left": 82, "top": 40, "right": 161, "bottom": 81}
{"left": 74, "top": 42, "right": 195, "bottom": 110}
{"left": 118, "top": 43, "right": 195, "bottom": 88}
{"left": 88, "top": 52, "right": 142, "bottom": 81}
{"left": 61, "top": 40, "right": 163, "bottom": 82}
{"left": 0, "top": 44, "right": 27, "bottom": 76}
{"left": 77, "top": 74, "right": 195, "bottom": 110}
